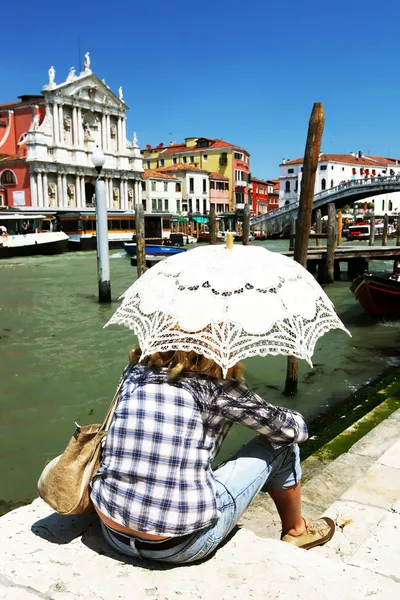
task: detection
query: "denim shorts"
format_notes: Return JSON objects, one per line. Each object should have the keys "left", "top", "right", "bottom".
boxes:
{"left": 100, "top": 436, "right": 301, "bottom": 564}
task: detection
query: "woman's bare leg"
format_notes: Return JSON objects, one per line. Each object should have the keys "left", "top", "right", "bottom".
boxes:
{"left": 267, "top": 483, "right": 306, "bottom": 536}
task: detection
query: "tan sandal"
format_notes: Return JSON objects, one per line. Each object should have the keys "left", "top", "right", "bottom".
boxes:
{"left": 281, "top": 517, "right": 335, "bottom": 550}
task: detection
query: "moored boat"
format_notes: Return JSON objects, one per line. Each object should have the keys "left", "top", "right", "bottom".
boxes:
{"left": 124, "top": 243, "right": 187, "bottom": 257}
{"left": 350, "top": 273, "right": 400, "bottom": 317}
{"left": 0, "top": 214, "right": 69, "bottom": 258}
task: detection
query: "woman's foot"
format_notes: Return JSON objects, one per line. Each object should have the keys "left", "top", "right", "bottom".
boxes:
{"left": 281, "top": 517, "right": 335, "bottom": 550}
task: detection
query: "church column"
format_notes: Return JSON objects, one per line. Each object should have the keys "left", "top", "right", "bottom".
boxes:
{"left": 42, "top": 173, "right": 48, "bottom": 208}
{"left": 101, "top": 115, "right": 106, "bottom": 150}
{"left": 105, "top": 178, "right": 110, "bottom": 209}
{"left": 53, "top": 103, "right": 59, "bottom": 144}
{"left": 77, "top": 108, "right": 82, "bottom": 146}
{"left": 122, "top": 118, "right": 127, "bottom": 152}
{"left": 62, "top": 174, "right": 68, "bottom": 207}
{"left": 80, "top": 177, "right": 86, "bottom": 208}
{"left": 57, "top": 174, "right": 63, "bottom": 208}
{"left": 30, "top": 173, "right": 38, "bottom": 207}
{"left": 109, "top": 178, "right": 113, "bottom": 208}
{"left": 58, "top": 104, "right": 64, "bottom": 144}
{"left": 124, "top": 180, "right": 129, "bottom": 211}
{"left": 76, "top": 175, "right": 81, "bottom": 208}
{"left": 119, "top": 179, "right": 124, "bottom": 210}
{"left": 37, "top": 172, "right": 43, "bottom": 206}
{"left": 117, "top": 117, "right": 122, "bottom": 153}
{"left": 134, "top": 180, "right": 141, "bottom": 207}
{"left": 72, "top": 107, "right": 78, "bottom": 147}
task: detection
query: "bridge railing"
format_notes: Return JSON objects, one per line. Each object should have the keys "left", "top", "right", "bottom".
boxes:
{"left": 250, "top": 175, "right": 400, "bottom": 225}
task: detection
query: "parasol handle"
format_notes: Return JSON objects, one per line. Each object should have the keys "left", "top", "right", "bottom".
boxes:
{"left": 226, "top": 232, "right": 234, "bottom": 249}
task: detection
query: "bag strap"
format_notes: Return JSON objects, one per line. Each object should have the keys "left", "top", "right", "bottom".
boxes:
{"left": 101, "top": 366, "right": 133, "bottom": 432}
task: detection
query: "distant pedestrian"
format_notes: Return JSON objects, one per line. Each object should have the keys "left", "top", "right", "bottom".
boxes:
{"left": 20, "top": 221, "right": 28, "bottom": 235}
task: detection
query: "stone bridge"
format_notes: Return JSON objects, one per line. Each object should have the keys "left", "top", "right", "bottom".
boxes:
{"left": 250, "top": 175, "right": 400, "bottom": 234}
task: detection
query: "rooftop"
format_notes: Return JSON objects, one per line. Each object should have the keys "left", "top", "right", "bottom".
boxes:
{"left": 208, "top": 171, "right": 229, "bottom": 181}
{"left": 281, "top": 154, "right": 400, "bottom": 168}
{"left": 156, "top": 164, "right": 209, "bottom": 174}
{"left": 142, "top": 169, "right": 177, "bottom": 180}
{"left": 143, "top": 137, "right": 248, "bottom": 156}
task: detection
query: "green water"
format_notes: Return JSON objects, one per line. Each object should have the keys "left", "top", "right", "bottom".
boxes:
{"left": 1, "top": 239, "right": 399, "bottom": 511}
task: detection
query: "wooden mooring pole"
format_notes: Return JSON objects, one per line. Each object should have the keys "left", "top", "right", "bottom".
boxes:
{"left": 397, "top": 214, "right": 400, "bottom": 246}
{"left": 284, "top": 102, "right": 325, "bottom": 396}
{"left": 324, "top": 203, "right": 336, "bottom": 283}
{"left": 337, "top": 210, "right": 343, "bottom": 246}
{"left": 135, "top": 203, "right": 147, "bottom": 278}
{"left": 209, "top": 205, "right": 217, "bottom": 245}
{"left": 289, "top": 215, "right": 296, "bottom": 251}
{"left": 382, "top": 214, "right": 389, "bottom": 246}
{"left": 369, "top": 212, "right": 376, "bottom": 246}
{"left": 242, "top": 203, "right": 250, "bottom": 245}
{"left": 315, "top": 209, "right": 322, "bottom": 247}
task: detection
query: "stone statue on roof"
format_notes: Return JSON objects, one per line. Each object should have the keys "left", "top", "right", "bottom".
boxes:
{"left": 119, "top": 86, "right": 124, "bottom": 101}
{"left": 84, "top": 52, "right": 91, "bottom": 71}
{"left": 66, "top": 67, "right": 77, "bottom": 83}
{"left": 48, "top": 66, "right": 55, "bottom": 84}
{"left": 132, "top": 132, "right": 138, "bottom": 148}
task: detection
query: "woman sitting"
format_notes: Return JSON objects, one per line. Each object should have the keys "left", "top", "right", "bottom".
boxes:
{"left": 90, "top": 349, "right": 334, "bottom": 564}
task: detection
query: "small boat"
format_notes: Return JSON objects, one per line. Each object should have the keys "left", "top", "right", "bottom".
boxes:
{"left": 124, "top": 243, "right": 187, "bottom": 257}
{"left": 350, "top": 273, "right": 400, "bottom": 318}
{"left": 0, "top": 214, "right": 69, "bottom": 258}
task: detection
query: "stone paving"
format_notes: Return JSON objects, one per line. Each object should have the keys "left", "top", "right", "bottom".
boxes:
{"left": 0, "top": 410, "right": 399, "bottom": 599}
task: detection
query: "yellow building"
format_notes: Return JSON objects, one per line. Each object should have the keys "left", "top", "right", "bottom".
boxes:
{"left": 142, "top": 137, "right": 251, "bottom": 210}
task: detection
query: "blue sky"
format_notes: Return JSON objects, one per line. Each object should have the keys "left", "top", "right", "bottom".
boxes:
{"left": 2, "top": 0, "right": 399, "bottom": 178}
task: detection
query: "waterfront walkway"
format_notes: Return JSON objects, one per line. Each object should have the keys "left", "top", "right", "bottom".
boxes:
{"left": 1, "top": 411, "right": 399, "bottom": 599}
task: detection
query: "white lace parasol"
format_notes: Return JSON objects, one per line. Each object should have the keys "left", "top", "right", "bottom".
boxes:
{"left": 106, "top": 244, "right": 350, "bottom": 376}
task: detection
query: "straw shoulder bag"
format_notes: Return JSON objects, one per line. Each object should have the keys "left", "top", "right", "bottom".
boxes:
{"left": 37, "top": 369, "right": 130, "bottom": 515}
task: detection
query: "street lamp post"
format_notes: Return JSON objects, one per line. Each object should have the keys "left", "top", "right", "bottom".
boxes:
{"left": 91, "top": 147, "right": 111, "bottom": 303}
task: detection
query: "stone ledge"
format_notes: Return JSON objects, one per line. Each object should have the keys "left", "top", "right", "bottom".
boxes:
{"left": 0, "top": 499, "right": 398, "bottom": 600}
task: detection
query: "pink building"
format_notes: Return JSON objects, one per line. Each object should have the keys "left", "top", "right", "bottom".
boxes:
{"left": 209, "top": 172, "right": 229, "bottom": 214}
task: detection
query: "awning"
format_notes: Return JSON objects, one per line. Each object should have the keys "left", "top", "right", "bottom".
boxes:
{"left": 171, "top": 215, "right": 188, "bottom": 223}
{"left": 192, "top": 216, "right": 208, "bottom": 223}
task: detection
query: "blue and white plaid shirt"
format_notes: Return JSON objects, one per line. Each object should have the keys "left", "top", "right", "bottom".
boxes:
{"left": 90, "top": 364, "right": 308, "bottom": 537}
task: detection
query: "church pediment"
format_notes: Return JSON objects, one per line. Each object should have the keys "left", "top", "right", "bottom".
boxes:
{"left": 44, "top": 72, "right": 126, "bottom": 111}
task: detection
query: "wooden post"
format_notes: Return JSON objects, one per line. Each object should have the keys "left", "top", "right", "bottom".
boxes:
{"left": 242, "top": 203, "right": 250, "bottom": 245}
{"left": 369, "top": 212, "right": 375, "bottom": 246}
{"left": 289, "top": 215, "right": 296, "bottom": 251}
{"left": 315, "top": 208, "right": 322, "bottom": 247}
{"left": 382, "top": 213, "right": 388, "bottom": 246}
{"left": 397, "top": 214, "right": 400, "bottom": 246}
{"left": 324, "top": 203, "right": 336, "bottom": 283}
{"left": 337, "top": 210, "right": 343, "bottom": 246}
{"left": 284, "top": 102, "right": 325, "bottom": 397}
{"left": 259, "top": 221, "right": 264, "bottom": 240}
{"left": 209, "top": 205, "right": 217, "bottom": 245}
{"left": 135, "top": 203, "right": 147, "bottom": 278}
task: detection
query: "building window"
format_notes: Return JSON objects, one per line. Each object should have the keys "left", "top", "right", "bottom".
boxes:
{"left": 382, "top": 199, "right": 385, "bottom": 211}
{"left": 182, "top": 203, "right": 188, "bottom": 211}
{"left": 175, "top": 182, "right": 181, "bottom": 192}
{"left": 190, "top": 156, "right": 194, "bottom": 163}
{"left": 146, "top": 161, "right": 151, "bottom": 169}
{"left": 210, "top": 180, "right": 215, "bottom": 189}
{"left": 235, "top": 192, "right": 244, "bottom": 204}
{"left": 141, "top": 181, "right": 146, "bottom": 191}
{"left": 203, "top": 199, "right": 207, "bottom": 213}
{"left": 203, "top": 179, "right": 207, "bottom": 193}
{"left": 320, "top": 165, "right": 327, "bottom": 171}
{"left": 330, "top": 179, "right": 334, "bottom": 188}
{"left": 182, "top": 156, "right": 187, "bottom": 163}
{"left": 196, "top": 199, "right": 200, "bottom": 212}
{"left": 158, "top": 199, "right": 162, "bottom": 211}
{"left": 234, "top": 152, "right": 243, "bottom": 160}
{"left": 203, "top": 154, "right": 208, "bottom": 161}
{"left": 0, "top": 169, "right": 17, "bottom": 185}
{"left": 220, "top": 152, "right": 227, "bottom": 165}
{"left": 331, "top": 166, "right": 334, "bottom": 170}
{"left": 225, "top": 182, "right": 229, "bottom": 191}
{"left": 295, "top": 180, "right": 298, "bottom": 192}
{"left": 176, "top": 199, "right": 181, "bottom": 212}
{"left": 164, "top": 199, "right": 169, "bottom": 211}
{"left": 197, "top": 139, "right": 209, "bottom": 148}
{"left": 321, "top": 178, "right": 326, "bottom": 191}
{"left": 259, "top": 186, "right": 264, "bottom": 194}
{"left": 164, "top": 182, "right": 168, "bottom": 192}
{"left": 142, "top": 199, "right": 147, "bottom": 211}
{"left": 160, "top": 159, "right": 165, "bottom": 167}
{"left": 189, "top": 198, "right": 193, "bottom": 212}
{"left": 288, "top": 168, "right": 294, "bottom": 174}
{"left": 152, "top": 198, "right": 157, "bottom": 211}
{"left": 189, "top": 177, "right": 194, "bottom": 193}
{"left": 285, "top": 180, "right": 290, "bottom": 193}
{"left": 389, "top": 200, "right": 393, "bottom": 211}
{"left": 151, "top": 181, "right": 156, "bottom": 191}
{"left": 342, "top": 167, "right": 345, "bottom": 171}
{"left": 173, "top": 157, "right": 177, "bottom": 164}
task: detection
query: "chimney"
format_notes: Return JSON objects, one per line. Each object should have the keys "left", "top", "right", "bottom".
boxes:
{"left": 282, "top": 158, "right": 286, "bottom": 164}
{"left": 358, "top": 151, "right": 362, "bottom": 159}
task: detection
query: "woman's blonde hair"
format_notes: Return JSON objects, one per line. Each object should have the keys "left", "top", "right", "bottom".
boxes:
{"left": 129, "top": 347, "right": 243, "bottom": 382}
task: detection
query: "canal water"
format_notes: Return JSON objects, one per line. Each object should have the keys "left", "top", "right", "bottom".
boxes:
{"left": 1, "top": 239, "right": 399, "bottom": 512}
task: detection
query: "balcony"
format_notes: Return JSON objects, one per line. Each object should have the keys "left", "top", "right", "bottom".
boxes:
{"left": 234, "top": 180, "right": 246, "bottom": 188}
